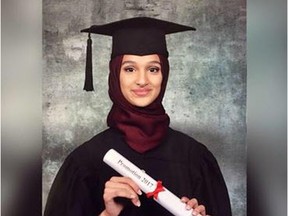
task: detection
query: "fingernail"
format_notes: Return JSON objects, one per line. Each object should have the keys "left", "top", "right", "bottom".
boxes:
{"left": 137, "top": 190, "right": 142, "bottom": 195}
{"left": 186, "top": 205, "right": 191, "bottom": 210}
{"left": 135, "top": 200, "right": 141, "bottom": 207}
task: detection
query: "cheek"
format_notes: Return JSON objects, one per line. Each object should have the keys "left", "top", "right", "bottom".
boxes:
{"left": 153, "top": 74, "right": 163, "bottom": 89}
{"left": 149, "top": 75, "right": 163, "bottom": 99}
{"left": 119, "top": 76, "right": 126, "bottom": 94}
{"left": 119, "top": 72, "right": 132, "bottom": 95}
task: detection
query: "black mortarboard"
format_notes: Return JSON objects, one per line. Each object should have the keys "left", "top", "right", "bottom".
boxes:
{"left": 81, "top": 17, "right": 196, "bottom": 91}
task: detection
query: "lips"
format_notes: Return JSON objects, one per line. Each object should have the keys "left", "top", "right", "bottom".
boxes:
{"left": 132, "top": 88, "right": 151, "bottom": 97}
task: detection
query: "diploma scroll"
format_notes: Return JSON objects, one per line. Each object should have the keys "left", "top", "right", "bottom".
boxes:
{"left": 103, "top": 149, "right": 199, "bottom": 216}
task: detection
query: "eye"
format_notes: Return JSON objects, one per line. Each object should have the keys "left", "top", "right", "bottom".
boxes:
{"left": 148, "top": 67, "right": 160, "bottom": 73}
{"left": 123, "top": 67, "right": 135, "bottom": 72}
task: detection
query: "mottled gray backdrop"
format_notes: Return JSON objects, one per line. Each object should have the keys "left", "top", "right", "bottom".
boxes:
{"left": 42, "top": 0, "right": 246, "bottom": 215}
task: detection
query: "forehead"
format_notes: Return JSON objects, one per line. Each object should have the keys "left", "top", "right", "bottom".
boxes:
{"left": 122, "top": 54, "right": 160, "bottom": 64}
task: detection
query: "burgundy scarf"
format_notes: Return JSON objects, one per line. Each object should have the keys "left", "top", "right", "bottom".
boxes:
{"left": 107, "top": 55, "right": 170, "bottom": 153}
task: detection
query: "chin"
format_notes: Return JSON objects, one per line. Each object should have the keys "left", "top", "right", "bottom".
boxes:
{"left": 132, "top": 102, "right": 150, "bottom": 107}
{"left": 130, "top": 99, "right": 152, "bottom": 107}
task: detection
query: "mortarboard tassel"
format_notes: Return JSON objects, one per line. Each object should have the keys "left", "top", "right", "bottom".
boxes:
{"left": 83, "top": 32, "right": 94, "bottom": 91}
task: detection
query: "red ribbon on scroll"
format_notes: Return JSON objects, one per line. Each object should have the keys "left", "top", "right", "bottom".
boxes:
{"left": 146, "top": 181, "right": 165, "bottom": 200}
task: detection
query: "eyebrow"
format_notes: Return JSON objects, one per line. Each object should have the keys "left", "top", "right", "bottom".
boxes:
{"left": 121, "top": 60, "right": 161, "bottom": 66}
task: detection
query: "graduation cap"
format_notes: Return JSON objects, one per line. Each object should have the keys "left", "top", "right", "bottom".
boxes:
{"left": 81, "top": 17, "right": 196, "bottom": 91}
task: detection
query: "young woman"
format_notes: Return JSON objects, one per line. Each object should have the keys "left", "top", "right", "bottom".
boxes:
{"left": 44, "top": 17, "right": 232, "bottom": 216}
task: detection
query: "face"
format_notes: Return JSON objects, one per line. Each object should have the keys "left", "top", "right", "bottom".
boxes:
{"left": 120, "top": 54, "right": 163, "bottom": 107}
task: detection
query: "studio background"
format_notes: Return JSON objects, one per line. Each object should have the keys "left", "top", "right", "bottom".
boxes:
{"left": 42, "top": 0, "right": 246, "bottom": 215}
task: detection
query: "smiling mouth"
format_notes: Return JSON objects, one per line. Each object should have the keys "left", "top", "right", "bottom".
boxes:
{"left": 132, "top": 89, "right": 151, "bottom": 97}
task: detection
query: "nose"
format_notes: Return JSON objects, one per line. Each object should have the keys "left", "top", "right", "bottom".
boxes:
{"left": 136, "top": 70, "right": 148, "bottom": 87}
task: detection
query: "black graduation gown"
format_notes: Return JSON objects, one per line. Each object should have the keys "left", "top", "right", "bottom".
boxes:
{"left": 44, "top": 128, "right": 232, "bottom": 216}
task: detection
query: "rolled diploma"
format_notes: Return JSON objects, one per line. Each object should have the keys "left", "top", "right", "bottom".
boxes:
{"left": 103, "top": 149, "right": 196, "bottom": 216}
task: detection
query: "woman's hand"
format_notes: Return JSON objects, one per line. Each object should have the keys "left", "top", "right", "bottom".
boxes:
{"left": 181, "top": 197, "right": 209, "bottom": 216}
{"left": 100, "top": 176, "right": 142, "bottom": 216}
